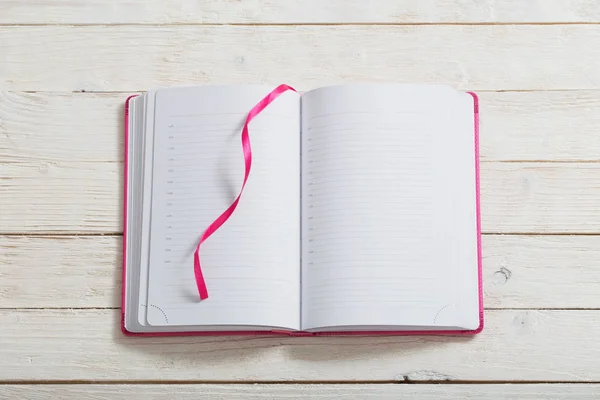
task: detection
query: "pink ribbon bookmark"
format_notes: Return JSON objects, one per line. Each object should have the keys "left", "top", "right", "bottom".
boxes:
{"left": 193, "top": 84, "right": 297, "bottom": 300}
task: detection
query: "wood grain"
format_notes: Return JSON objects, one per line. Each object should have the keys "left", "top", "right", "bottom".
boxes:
{"left": 3, "top": 25, "right": 600, "bottom": 91}
{"left": 3, "top": 0, "right": 600, "bottom": 24}
{"left": 479, "top": 90, "right": 600, "bottom": 162}
{"left": 0, "top": 162, "right": 120, "bottom": 233}
{"left": 0, "top": 92, "right": 123, "bottom": 163}
{"left": 481, "top": 163, "right": 600, "bottom": 233}
{"left": 2, "top": 235, "right": 599, "bottom": 309}
{"left": 2, "top": 162, "right": 599, "bottom": 233}
{"left": 4, "top": 91, "right": 600, "bottom": 164}
{"left": 1, "top": 384, "right": 599, "bottom": 399}
{"left": 0, "top": 309, "right": 598, "bottom": 381}
{"left": 482, "top": 235, "right": 600, "bottom": 308}
{"left": 0, "top": 236, "right": 120, "bottom": 308}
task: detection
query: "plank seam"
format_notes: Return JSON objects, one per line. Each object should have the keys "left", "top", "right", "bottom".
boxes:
{"left": 2, "top": 380, "right": 600, "bottom": 384}
{"left": 3, "top": 22, "right": 600, "bottom": 27}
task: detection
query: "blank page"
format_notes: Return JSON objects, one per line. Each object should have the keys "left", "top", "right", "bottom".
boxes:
{"left": 145, "top": 85, "right": 301, "bottom": 330}
{"left": 300, "top": 84, "right": 479, "bottom": 331}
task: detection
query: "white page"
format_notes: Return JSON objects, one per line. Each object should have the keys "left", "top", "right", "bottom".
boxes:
{"left": 146, "top": 85, "right": 301, "bottom": 330}
{"left": 124, "top": 92, "right": 159, "bottom": 331}
{"left": 301, "top": 84, "right": 479, "bottom": 331}
{"left": 137, "top": 92, "right": 156, "bottom": 327}
{"left": 124, "top": 94, "right": 143, "bottom": 330}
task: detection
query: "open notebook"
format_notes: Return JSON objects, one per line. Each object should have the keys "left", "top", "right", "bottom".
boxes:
{"left": 122, "top": 83, "right": 483, "bottom": 336}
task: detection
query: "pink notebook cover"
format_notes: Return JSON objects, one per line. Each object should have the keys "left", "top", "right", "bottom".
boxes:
{"left": 121, "top": 92, "right": 483, "bottom": 337}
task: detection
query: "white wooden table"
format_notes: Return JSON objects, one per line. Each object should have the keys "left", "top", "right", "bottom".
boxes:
{"left": 2, "top": 1, "right": 600, "bottom": 398}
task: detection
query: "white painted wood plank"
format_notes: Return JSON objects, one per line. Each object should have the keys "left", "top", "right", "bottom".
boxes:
{"left": 0, "top": 162, "right": 120, "bottom": 233}
{"left": 478, "top": 91, "right": 600, "bottom": 162}
{"left": 0, "top": 309, "right": 598, "bottom": 381}
{"left": 2, "top": 162, "right": 598, "bottom": 233}
{"left": 481, "top": 163, "right": 600, "bottom": 233}
{"left": 3, "top": 0, "right": 600, "bottom": 24}
{"left": 482, "top": 235, "right": 600, "bottom": 308}
{"left": 0, "top": 236, "right": 120, "bottom": 308}
{"left": 2, "top": 26, "right": 600, "bottom": 91}
{"left": 4, "top": 91, "right": 600, "bottom": 164}
{"left": 2, "top": 235, "right": 599, "bottom": 309}
{"left": 1, "top": 384, "right": 599, "bottom": 399}
{"left": 0, "top": 92, "right": 124, "bottom": 163}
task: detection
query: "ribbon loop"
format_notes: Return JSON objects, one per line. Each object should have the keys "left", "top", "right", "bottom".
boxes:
{"left": 193, "top": 84, "right": 297, "bottom": 300}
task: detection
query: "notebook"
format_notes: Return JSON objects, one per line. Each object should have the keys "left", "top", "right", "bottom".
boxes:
{"left": 122, "top": 83, "right": 483, "bottom": 336}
